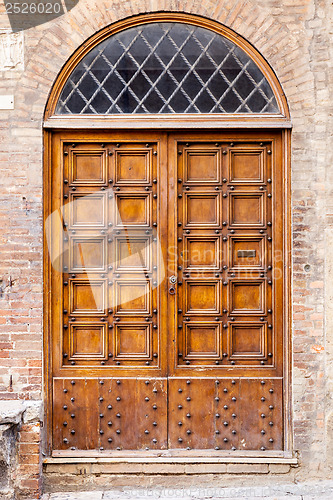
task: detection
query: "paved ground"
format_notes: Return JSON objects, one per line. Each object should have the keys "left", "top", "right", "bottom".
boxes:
{"left": 41, "top": 480, "right": 333, "bottom": 499}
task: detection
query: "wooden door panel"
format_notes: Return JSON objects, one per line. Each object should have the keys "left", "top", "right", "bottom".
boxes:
{"left": 50, "top": 132, "right": 286, "bottom": 453}
{"left": 53, "top": 378, "right": 168, "bottom": 451}
{"left": 229, "top": 149, "right": 265, "bottom": 184}
{"left": 229, "top": 192, "right": 266, "bottom": 228}
{"left": 229, "top": 236, "right": 266, "bottom": 270}
{"left": 184, "top": 236, "right": 220, "bottom": 270}
{"left": 168, "top": 378, "right": 282, "bottom": 451}
{"left": 115, "top": 193, "right": 151, "bottom": 227}
{"left": 184, "top": 193, "right": 221, "bottom": 227}
{"left": 114, "top": 149, "right": 152, "bottom": 185}
{"left": 70, "top": 148, "right": 107, "bottom": 185}
{"left": 185, "top": 280, "right": 221, "bottom": 315}
{"left": 183, "top": 148, "right": 221, "bottom": 184}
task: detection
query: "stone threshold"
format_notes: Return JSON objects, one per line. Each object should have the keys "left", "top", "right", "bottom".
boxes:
{"left": 45, "top": 456, "right": 297, "bottom": 465}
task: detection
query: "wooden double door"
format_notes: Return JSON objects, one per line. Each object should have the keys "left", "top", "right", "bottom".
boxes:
{"left": 48, "top": 130, "right": 285, "bottom": 454}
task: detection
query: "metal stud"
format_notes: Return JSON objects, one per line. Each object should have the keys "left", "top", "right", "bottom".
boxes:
{"left": 261, "top": 446, "right": 266, "bottom": 451}
{"left": 153, "top": 422, "right": 157, "bottom": 426}
{"left": 215, "top": 397, "right": 220, "bottom": 402}
{"left": 186, "top": 380, "right": 191, "bottom": 384}
{"left": 116, "top": 397, "right": 121, "bottom": 402}
{"left": 223, "top": 193, "right": 227, "bottom": 198}
{"left": 187, "top": 397, "right": 191, "bottom": 401}
{"left": 116, "top": 380, "right": 121, "bottom": 385}
{"left": 116, "top": 429, "right": 121, "bottom": 434}
{"left": 261, "top": 413, "right": 266, "bottom": 418}
{"left": 216, "top": 413, "right": 220, "bottom": 418}
{"left": 186, "top": 413, "right": 191, "bottom": 418}
{"left": 232, "top": 430, "right": 237, "bottom": 435}
{"left": 145, "top": 397, "right": 150, "bottom": 402}
{"left": 145, "top": 380, "right": 150, "bottom": 385}
{"left": 63, "top": 405, "right": 68, "bottom": 410}
{"left": 116, "top": 413, "right": 121, "bottom": 418}
{"left": 153, "top": 404, "right": 157, "bottom": 410}
{"left": 63, "top": 421, "right": 67, "bottom": 426}
{"left": 178, "top": 438, "right": 183, "bottom": 443}
{"left": 178, "top": 421, "right": 183, "bottom": 426}
{"left": 224, "top": 405, "right": 228, "bottom": 410}
{"left": 232, "top": 414, "right": 236, "bottom": 418}
{"left": 71, "top": 380, "right": 75, "bottom": 385}
{"left": 108, "top": 421, "right": 112, "bottom": 426}
{"left": 261, "top": 430, "right": 266, "bottom": 435}
{"left": 145, "top": 430, "right": 150, "bottom": 434}
{"left": 108, "top": 405, "right": 112, "bottom": 410}
{"left": 269, "top": 405, "right": 274, "bottom": 410}
{"left": 215, "top": 430, "right": 220, "bottom": 434}
{"left": 261, "top": 397, "right": 265, "bottom": 402}
{"left": 63, "top": 389, "right": 68, "bottom": 393}
{"left": 63, "top": 438, "right": 68, "bottom": 444}
{"left": 269, "top": 438, "right": 274, "bottom": 443}
{"left": 223, "top": 438, "right": 228, "bottom": 442}
{"left": 108, "top": 438, "right": 112, "bottom": 443}
{"left": 215, "top": 446, "right": 220, "bottom": 450}
{"left": 269, "top": 389, "right": 274, "bottom": 393}
{"left": 223, "top": 388, "right": 228, "bottom": 393}
{"left": 178, "top": 404, "right": 183, "bottom": 409}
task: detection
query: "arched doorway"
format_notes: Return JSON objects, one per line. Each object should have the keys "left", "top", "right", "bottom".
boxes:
{"left": 44, "top": 13, "right": 292, "bottom": 458}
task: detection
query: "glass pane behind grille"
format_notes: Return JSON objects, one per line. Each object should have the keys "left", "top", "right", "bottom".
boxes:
{"left": 56, "top": 23, "right": 279, "bottom": 114}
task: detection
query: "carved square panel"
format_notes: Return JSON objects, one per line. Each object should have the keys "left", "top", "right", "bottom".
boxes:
{"left": 70, "top": 237, "right": 106, "bottom": 272}
{"left": 69, "top": 193, "right": 106, "bottom": 228}
{"left": 185, "top": 281, "right": 220, "bottom": 315}
{"left": 115, "top": 149, "right": 152, "bottom": 185}
{"left": 116, "top": 193, "right": 151, "bottom": 227}
{"left": 184, "top": 193, "right": 220, "bottom": 227}
{"left": 183, "top": 148, "right": 220, "bottom": 184}
{"left": 115, "top": 324, "right": 152, "bottom": 359}
{"left": 115, "top": 281, "right": 151, "bottom": 315}
{"left": 70, "top": 149, "right": 107, "bottom": 185}
{"left": 184, "top": 323, "right": 221, "bottom": 359}
{"left": 229, "top": 192, "right": 265, "bottom": 228}
{"left": 184, "top": 236, "right": 220, "bottom": 270}
{"left": 70, "top": 280, "right": 106, "bottom": 315}
{"left": 229, "top": 280, "right": 266, "bottom": 315}
{"left": 115, "top": 237, "right": 151, "bottom": 272}
{"left": 229, "top": 149, "right": 264, "bottom": 184}
{"left": 69, "top": 323, "right": 107, "bottom": 360}
{"left": 228, "top": 322, "right": 267, "bottom": 359}
{"left": 229, "top": 236, "right": 265, "bottom": 270}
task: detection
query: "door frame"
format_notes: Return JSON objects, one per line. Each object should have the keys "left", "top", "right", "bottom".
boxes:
{"left": 43, "top": 125, "right": 292, "bottom": 459}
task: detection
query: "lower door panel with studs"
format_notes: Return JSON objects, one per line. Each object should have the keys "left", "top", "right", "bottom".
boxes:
{"left": 48, "top": 131, "right": 286, "bottom": 454}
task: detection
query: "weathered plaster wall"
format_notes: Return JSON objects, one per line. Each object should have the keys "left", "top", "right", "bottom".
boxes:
{"left": 0, "top": 0, "right": 332, "bottom": 497}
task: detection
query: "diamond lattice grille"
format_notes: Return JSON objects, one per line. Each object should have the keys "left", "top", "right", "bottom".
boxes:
{"left": 56, "top": 23, "right": 279, "bottom": 114}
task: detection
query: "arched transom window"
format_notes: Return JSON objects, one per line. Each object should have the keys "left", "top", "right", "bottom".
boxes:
{"left": 55, "top": 22, "right": 280, "bottom": 115}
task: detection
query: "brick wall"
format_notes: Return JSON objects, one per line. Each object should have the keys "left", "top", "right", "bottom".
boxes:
{"left": 0, "top": 0, "right": 332, "bottom": 497}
